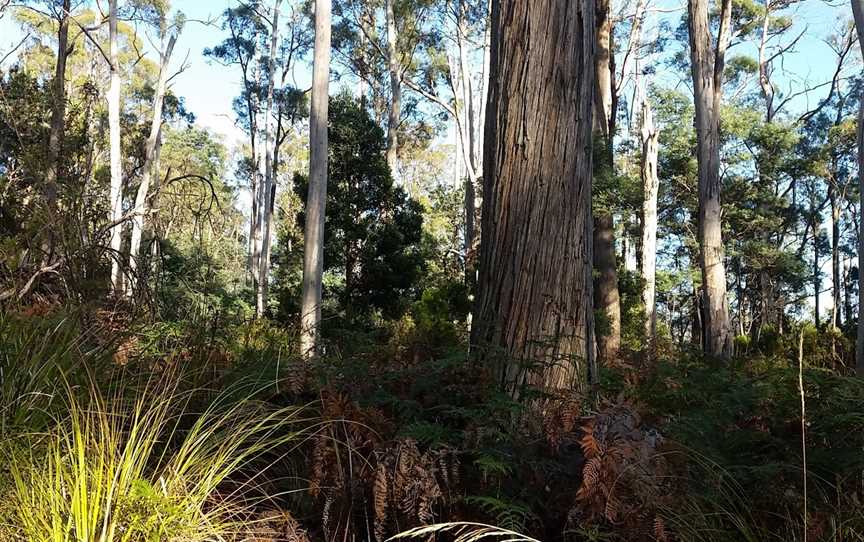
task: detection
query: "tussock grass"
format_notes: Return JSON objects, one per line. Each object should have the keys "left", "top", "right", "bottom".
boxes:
{"left": 3, "top": 368, "right": 313, "bottom": 541}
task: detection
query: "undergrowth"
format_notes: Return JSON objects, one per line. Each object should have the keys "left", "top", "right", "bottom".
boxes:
{"left": 3, "top": 306, "right": 864, "bottom": 541}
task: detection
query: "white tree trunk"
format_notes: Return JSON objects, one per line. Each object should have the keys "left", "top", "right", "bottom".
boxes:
{"left": 456, "top": 0, "right": 478, "bottom": 260}
{"left": 300, "top": 0, "right": 332, "bottom": 360}
{"left": 639, "top": 92, "right": 660, "bottom": 358}
{"left": 852, "top": 0, "right": 864, "bottom": 374}
{"left": 257, "top": 0, "right": 283, "bottom": 318}
{"left": 385, "top": 0, "right": 401, "bottom": 172}
{"left": 128, "top": 31, "right": 177, "bottom": 295}
{"left": 108, "top": 0, "right": 124, "bottom": 294}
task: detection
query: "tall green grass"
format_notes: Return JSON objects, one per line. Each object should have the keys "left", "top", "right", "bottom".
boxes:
{"left": 4, "top": 375, "right": 312, "bottom": 541}
{"left": 0, "top": 312, "right": 314, "bottom": 541}
{"left": 0, "top": 311, "right": 101, "bottom": 437}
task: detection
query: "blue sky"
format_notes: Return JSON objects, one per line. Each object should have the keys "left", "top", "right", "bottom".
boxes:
{"left": 0, "top": 0, "right": 859, "bottom": 317}
{"left": 0, "top": 0, "right": 856, "bottom": 145}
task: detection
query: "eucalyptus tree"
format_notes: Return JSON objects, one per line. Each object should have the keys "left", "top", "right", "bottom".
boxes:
{"left": 473, "top": 0, "right": 595, "bottom": 396}
{"left": 108, "top": 0, "right": 123, "bottom": 293}
{"left": 127, "top": 5, "right": 183, "bottom": 294}
{"left": 687, "top": 0, "right": 734, "bottom": 358}
{"left": 300, "top": 0, "right": 332, "bottom": 359}
{"left": 849, "top": 0, "right": 864, "bottom": 373}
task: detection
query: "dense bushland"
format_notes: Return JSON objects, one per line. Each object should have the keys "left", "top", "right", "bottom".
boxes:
{"left": 3, "top": 300, "right": 864, "bottom": 541}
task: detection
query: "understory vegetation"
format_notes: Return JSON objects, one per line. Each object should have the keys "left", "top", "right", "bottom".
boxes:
{"left": 2, "top": 300, "right": 863, "bottom": 541}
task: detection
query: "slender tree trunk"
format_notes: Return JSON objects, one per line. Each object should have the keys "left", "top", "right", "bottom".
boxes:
{"left": 592, "top": 0, "right": 621, "bottom": 363}
{"left": 844, "top": 256, "right": 853, "bottom": 324}
{"left": 639, "top": 93, "right": 660, "bottom": 359}
{"left": 688, "top": 0, "right": 734, "bottom": 358}
{"left": 250, "top": 59, "right": 264, "bottom": 294}
{"left": 148, "top": 133, "right": 163, "bottom": 279}
{"left": 128, "top": 31, "right": 177, "bottom": 294}
{"left": 472, "top": 0, "right": 596, "bottom": 396}
{"left": 45, "top": 0, "right": 71, "bottom": 214}
{"left": 385, "top": 0, "right": 401, "bottom": 171}
{"left": 300, "top": 0, "right": 332, "bottom": 360}
{"left": 830, "top": 182, "right": 841, "bottom": 328}
{"left": 257, "top": 0, "right": 283, "bottom": 318}
{"left": 455, "top": 0, "right": 478, "bottom": 275}
{"left": 108, "top": 0, "right": 124, "bottom": 294}
{"left": 813, "top": 200, "right": 821, "bottom": 328}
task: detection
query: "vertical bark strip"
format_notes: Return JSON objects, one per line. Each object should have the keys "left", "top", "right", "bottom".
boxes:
{"left": 300, "top": 0, "right": 332, "bottom": 360}
{"left": 472, "top": 0, "right": 596, "bottom": 395}
{"left": 108, "top": 0, "right": 124, "bottom": 294}
{"left": 45, "top": 0, "right": 71, "bottom": 212}
{"left": 687, "top": 0, "right": 734, "bottom": 358}
{"left": 852, "top": 0, "right": 864, "bottom": 374}
{"left": 639, "top": 93, "right": 660, "bottom": 359}
{"left": 385, "top": 0, "right": 401, "bottom": 172}
{"left": 592, "top": 0, "right": 621, "bottom": 363}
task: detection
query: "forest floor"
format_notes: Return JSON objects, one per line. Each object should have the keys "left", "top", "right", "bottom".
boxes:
{"left": 1, "top": 302, "right": 863, "bottom": 541}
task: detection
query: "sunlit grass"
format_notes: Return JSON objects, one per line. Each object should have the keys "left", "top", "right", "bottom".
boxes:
{"left": 4, "top": 371, "right": 313, "bottom": 542}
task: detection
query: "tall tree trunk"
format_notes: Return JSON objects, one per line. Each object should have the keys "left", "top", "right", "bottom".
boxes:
{"left": 300, "top": 0, "right": 332, "bottom": 360}
{"left": 45, "top": 0, "right": 71, "bottom": 216}
{"left": 830, "top": 182, "right": 841, "bottom": 329}
{"left": 687, "top": 0, "right": 734, "bottom": 358}
{"left": 128, "top": 31, "right": 177, "bottom": 295}
{"left": 455, "top": 0, "right": 478, "bottom": 277}
{"left": 257, "top": 0, "right": 283, "bottom": 318}
{"left": 592, "top": 0, "right": 621, "bottom": 363}
{"left": 250, "top": 60, "right": 264, "bottom": 295}
{"left": 854, "top": 0, "right": 864, "bottom": 374}
{"left": 813, "top": 199, "right": 821, "bottom": 328}
{"left": 108, "top": 0, "right": 124, "bottom": 294}
{"left": 472, "top": 0, "right": 596, "bottom": 396}
{"left": 756, "top": 2, "right": 776, "bottom": 334}
{"left": 385, "top": 0, "right": 401, "bottom": 172}
{"left": 639, "top": 93, "right": 660, "bottom": 359}
{"left": 844, "top": 256, "right": 853, "bottom": 325}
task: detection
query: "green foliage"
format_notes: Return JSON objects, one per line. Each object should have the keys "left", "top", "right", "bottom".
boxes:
{"left": 292, "top": 94, "right": 426, "bottom": 320}
{"left": 0, "top": 310, "right": 108, "bottom": 438}
{"left": 631, "top": 353, "right": 864, "bottom": 538}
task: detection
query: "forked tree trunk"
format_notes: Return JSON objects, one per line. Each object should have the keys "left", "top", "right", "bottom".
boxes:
{"left": 687, "top": 0, "right": 734, "bottom": 358}
{"left": 639, "top": 93, "right": 660, "bottom": 360}
{"left": 300, "top": 0, "right": 332, "bottom": 360}
{"left": 385, "top": 0, "right": 401, "bottom": 171}
{"left": 592, "top": 0, "right": 621, "bottom": 363}
{"left": 853, "top": 0, "right": 864, "bottom": 374}
{"left": 108, "top": 0, "right": 124, "bottom": 294}
{"left": 472, "top": 0, "right": 596, "bottom": 396}
{"left": 257, "top": 0, "right": 283, "bottom": 318}
{"left": 128, "top": 31, "right": 178, "bottom": 294}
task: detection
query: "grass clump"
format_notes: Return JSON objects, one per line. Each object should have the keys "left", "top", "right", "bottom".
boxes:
{"left": 3, "top": 371, "right": 311, "bottom": 542}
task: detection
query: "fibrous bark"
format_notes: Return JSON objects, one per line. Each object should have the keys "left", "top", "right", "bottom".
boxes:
{"left": 472, "top": 0, "right": 596, "bottom": 396}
